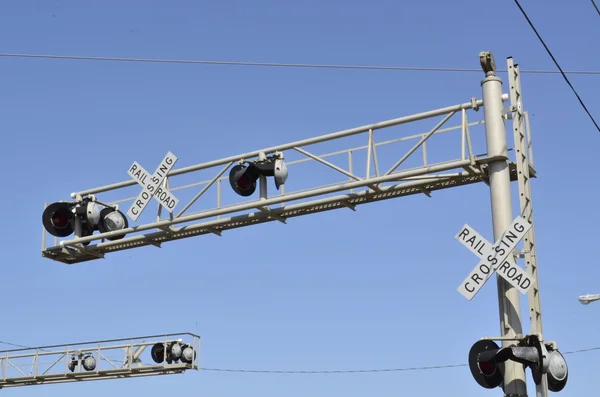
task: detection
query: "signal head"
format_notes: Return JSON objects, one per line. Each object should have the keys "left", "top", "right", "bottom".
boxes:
{"left": 181, "top": 345, "right": 196, "bottom": 364}
{"left": 82, "top": 354, "right": 97, "bottom": 371}
{"left": 75, "top": 201, "right": 100, "bottom": 228}
{"left": 229, "top": 163, "right": 259, "bottom": 197}
{"left": 42, "top": 202, "right": 75, "bottom": 237}
{"left": 468, "top": 340, "right": 503, "bottom": 389}
{"left": 547, "top": 350, "right": 568, "bottom": 392}
{"left": 97, "top": 208, "right": 129, "bottom": 240}
{"left": 151, "top": 342, "right": 166, "bottom": 363}
{"left": 273, "top": 158, "right": 288, "bottom": 189}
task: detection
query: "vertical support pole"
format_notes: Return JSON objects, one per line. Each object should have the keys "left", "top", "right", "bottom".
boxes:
{"left": 348, "top": 151, "right": 354, "bottom": 193}
{"left": 65, "top": 346, "right": 69, "bottom": 373}
{"left": 371, "top": 141, "right": 380, "bottom": 177}
{"left": 366, "top": 129, "right": 373, "bottom": 179}
{"left": 165, "top": 178, "right": 174, "bottom": 221}
{"left": 507, "top": 57, "right": 547, "bottom": 397}
{"left": 461, "top": 109, "right": 466, "bottom": 161}
{"left": 73, "top": 215, "right": 82, "bottom": 239}
{"left": 197, "top": 336, "right": 202, "bottom": 370}
{"left": 217, "top": 179, "right": 222, "bottom": 220}
{"left": 480, "top": 51, "right": 527, "bottom": 397}
{"left": 33, "top": 350, "right": 38, "bottom": 377}
{"left": 258, "top": 152, "right": 267, "bottom": 200}
{"left": 525, "top": 111, "right": 534, "bottom": 167}
{"left": 128, "top": 339, "right": 133, "bottom": 369}
{"left": 157, "top": 191, "right": 163, "bottom": 222}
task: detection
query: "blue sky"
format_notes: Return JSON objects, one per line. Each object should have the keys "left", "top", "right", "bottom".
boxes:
{"left": 1, "top": 1, "right": 599, "bottom": 396}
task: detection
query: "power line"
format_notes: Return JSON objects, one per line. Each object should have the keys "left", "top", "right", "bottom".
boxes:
{"left": 562, "top": 346, "right": 600, "bottom": 355}
{"left": 513, "top": 0, "right": 600, "bottom": 133}
{"left": 592, "top": 0, "right": 600, "bottom": 17}
{"left": 0, "top": 52, "right": 599, "bottom": 75}
{"left": 0, "top": 339, "right": 598, "bottom": 374}
{"left": 0, "top": 340, "right": 34, "bottom": 349}
{"left": 199, "top": 345, "right": 600, "bottom": 374}
{"left": 200, "top": 364, "right": 467, "bottom": 374}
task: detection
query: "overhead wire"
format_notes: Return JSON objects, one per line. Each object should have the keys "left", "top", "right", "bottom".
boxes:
{"left": 199, "top": 364, "right": 467, "bottom": 373}
{"left": 592, "top": 0, "right": 600, "bottom": 17}
{"left": 0, "top": 340, "right": 598, "bottom": 374}
{"left": 512, "top": 0, "right": 600, "bottom": 132}
{"left": 198, "top": 345, "right": 600, "bottom": 373}
{"left": 0, "top": 52, "right": 599, "bottom": 75}
{"left": 0, "top": 340, "right": 34, "bottom": 350}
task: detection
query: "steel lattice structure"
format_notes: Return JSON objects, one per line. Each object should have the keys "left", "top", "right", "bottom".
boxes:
{"left": 40, "top": 79, "right": 534, "bottom": 265}
{"left": 0, "top": 333, "right": 200, "bottom": 389}
{"left": 37, "top": 54, "right": 551, "bottom": 396}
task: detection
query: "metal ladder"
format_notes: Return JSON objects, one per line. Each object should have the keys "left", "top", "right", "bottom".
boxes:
{"left": 507, "top": 56, "right": 547, "bottom": 397}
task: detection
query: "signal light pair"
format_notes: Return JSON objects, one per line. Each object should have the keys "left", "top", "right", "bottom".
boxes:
{"left": 229, "top": 153, "right": 288, "bottom": 197}
{"left": 150, "top": 342, "right": 196, "bottom": 365}
{"left": 469, "top": 335, "right": 568, "bottom": 392}
{"left": 68, "top": 353, "right": 96, "bottom": 372}
{"left": 42, "top": 200, "right": 128, "bottom": 242}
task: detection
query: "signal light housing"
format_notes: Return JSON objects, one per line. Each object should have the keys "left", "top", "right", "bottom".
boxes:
{"left": 547, "top": 350, "right": 568, "bottom": 392}
{"left": 181, "top": 344, "right": 196, "bottom": 364}
{"left": 229, "top": 153, "right": 288, "bottom": 197}
{"left": 151, "top": 342, "right": 177, "bottom": 364}
{"left": 468, "top": 335, "right": 568, "bottom": 393}
{"left": 82, "top": 354, "right": 97, "bottom": 371}
{"left": 42, "top": 202, "right": 75, "bottom": 237}
{"left": 229, "top": 163, "right": 259, "bottom": 197}
{"left": 68, "top": 353, "right": 96, "bottom": 372}
{"left": 151, "top": 342, "right": 196, "bottom": 365}
{"left": 42, "top": 200, "right": 129, "bottom": 241}
{"left": 468, "top": 340, "right": 504, "bottom": 389}
{"left": 97, "top": 207, "right": 129, "bottom": 240}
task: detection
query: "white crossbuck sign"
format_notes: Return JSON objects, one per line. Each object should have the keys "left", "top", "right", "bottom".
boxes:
{"left": 126, "top": 152, "right": 180, "bottom": 222}
{"left": 456, "top": 216, "right": 535, "bottom": 300}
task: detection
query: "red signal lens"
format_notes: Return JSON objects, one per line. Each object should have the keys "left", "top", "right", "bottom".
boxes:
{"left": 51, "top": 209, "right": 71, "bottom": 229}
{"left": 236, "top": 174, "right": 252, "bottom": 190}
{"left": 478, "top": 359, "right": 496, "bottom": 376}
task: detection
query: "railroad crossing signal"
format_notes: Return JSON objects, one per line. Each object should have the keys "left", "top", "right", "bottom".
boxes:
{"left": 0, "top": 332, "right": 200, "bottom": 389}
{"left": 468, "top": 335, "right": 568, "bottom": 392}
{"left": 42, "top": 200, "right": 128, "bottom": 241}
{"left": 456, "top": 216, "right": 534, "bottom": 300}
{"left": 127, "top": 151, "right": 179, "bottom": 221}
{"left": 228, "top": 152, "right": 288, "bottom": 197}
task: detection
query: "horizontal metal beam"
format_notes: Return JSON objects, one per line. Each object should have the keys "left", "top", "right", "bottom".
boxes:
{"left": 71, "top": 98, "right": 485, "bottom": 197}
{"left": 57, "top": 158, "right": 479, "bottom": 247}
{"left": 108, "top": 119, "right": 488, "bottom": 206}
{"left": 42, "top": 161, "right": 527, "bottom": 264}
{"left": 0, "top": 332, "right": 200, "bottom": 354}
{"left": 0, "top": 333, "right": 200, "bottom": 389}
{"left": 0, "top": 365, "right": 190, "bottom": 388}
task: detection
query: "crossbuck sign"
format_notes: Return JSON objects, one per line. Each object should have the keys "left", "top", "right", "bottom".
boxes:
{"left": 126, "top": 152, "right": 180, "bottom": 222}
{"left": 456, "top": 216, "right": 534, "bottom": 300}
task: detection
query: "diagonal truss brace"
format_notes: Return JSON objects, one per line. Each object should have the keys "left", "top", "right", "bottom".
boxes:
{"left": 0, "top": 333, "right": 200, "bottom": 389}
{"left": 41, "top": 94, "right": 519, "bottom": 264}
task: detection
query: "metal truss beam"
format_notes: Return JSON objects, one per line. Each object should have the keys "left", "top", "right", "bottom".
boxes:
{"left": 0, "top": 333, "right": 200, "bottom": 389}
{"left": 42, "top": 93, "right": 519, "bottom": 264}
{"left": 507, "top": 56, "right": 547, "bottom": 397}
{"left": 70, "top": 99, "right": 486, "bottom": 197}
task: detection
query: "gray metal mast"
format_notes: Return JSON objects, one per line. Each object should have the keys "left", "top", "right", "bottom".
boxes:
{"left": 507, "top": 56, "right": 547, "bottom": 397}
{"left": 480, "top": 52, "right": 527, "bottom": 397}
